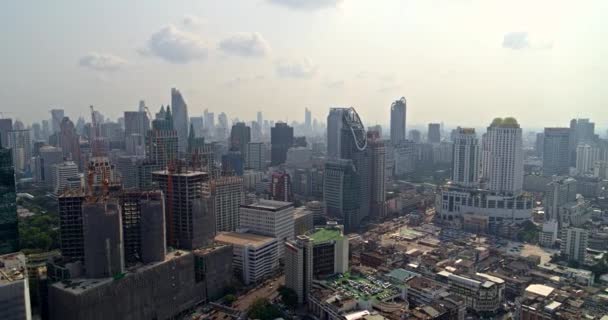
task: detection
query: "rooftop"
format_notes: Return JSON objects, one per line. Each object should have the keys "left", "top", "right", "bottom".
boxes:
{"left": 0, "top": 252, "right": 26, "bottom": 285}
{"left": 240, "top": 199, "right": 294, "bottom": 212}
{"left": 310, "top": 227, "right": 343, "bottom": 244}
{"left": 525, "top": 284, "right": 555, "bottom": 297}
{"left": 215, "top": 232, "right": 276, "bottom": 248}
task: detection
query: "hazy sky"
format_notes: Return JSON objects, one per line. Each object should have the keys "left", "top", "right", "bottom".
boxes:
{"left": 2, "top": 0, "right": 607, "bottom": 131}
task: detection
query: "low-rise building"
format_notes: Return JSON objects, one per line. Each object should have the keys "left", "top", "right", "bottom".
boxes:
{"left": 215, "top": 232, "right": 278, "bottom": 285}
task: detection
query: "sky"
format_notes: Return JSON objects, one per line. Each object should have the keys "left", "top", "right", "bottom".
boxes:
{"left": 1, "top": 0, "right": 607, "bottom": 131}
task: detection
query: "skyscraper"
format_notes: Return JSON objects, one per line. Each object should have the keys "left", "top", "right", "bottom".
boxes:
{"left": 257, "top": 111, "right": 263, "bottom": 128}
{"left": 58, "top": 117, "right": 81, "bottom": 169}
{"left": 576, "top": 143, "right": 600, "bottom": 175}
{"left": 367, "top": 131, "right": 386, "bottom": 219}
{"left": 482, "top": 118, "right": 524, "bottom": 196}
{"left": 230, "top": 122, "right": 251, "bottom": 153}
{"left": 327, "top": 108, "right": 346, "bottom": 159}
{"left": 50, "top": 109, "right": 64, "bottom": 134}
{"left": 171, "top": 88, "right": 189, "bottom": 153}
{"left": 323, "top": 159, "right": 360, "bottom": 232}
{"left": 209, "top": 176, "right": 244, "bottom": 232}
{"left": 0, "top": 118, "right": 12, "bottom": 148}
{"left": 7, "top": 129, "right": 32, "bottom": 173}
{"left": 271, "top": 122, "right": 294, "bottom": 166}
{"left": 542, "top": 128, "right": 570, "bottom": 176}
{"left": 428, "top": 123, "right": 441, "bottom": 143}
{"left": 409, "top": 129, "right": 421, "bottom": 143}
{"left": 390, "top": 97, "right": 406, "bottom": 146}
{"left": 560, "top": 227, "right": 588, "bottom": 263}
{"left": 569, "top": 118, "right": 596, "bottom": 166}
{"left": 305, "top": 108, "right": 312, "bottom": 133}
{"left": 0, "top": 137, "right": 18, "bottom": 254}
{"left": 124, "top": 110, "right": 150, "bottom": 155}
{"left": 451, "top": 128, "right": 480, "bottom": 188}
{"left": 270, "top": 171, "right": 293, "bottom": 202}
{"left": 147, "top": 106, "right": 178, "bottom": 170}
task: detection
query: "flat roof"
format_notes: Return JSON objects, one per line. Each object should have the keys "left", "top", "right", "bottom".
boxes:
{"left": 240, "top": 199, "right": 293, "bottom": 212}
{"left": 310, "top": 228, "right": 342, "bottom": 244}
{"left": 476, "top": 273, "right": 505, "bottom": 284}
{"left": 215, "top": 232, "right": 276, "bottom": 247}
{"left": 0, "top": 252, "right": 26, "bottom": 285}
{"left": 525, "top": 284, "right": 555, "bottom": 297}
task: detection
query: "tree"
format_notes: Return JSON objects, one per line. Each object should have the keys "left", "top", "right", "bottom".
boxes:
{"left": 278, "top": 286, "right": 298, "bottom": 309}
{"left": 224, "top": 294, "right": 237, "bottom": 306}
{"left": 248, "top": 298, "right": 282, "bottom": 320}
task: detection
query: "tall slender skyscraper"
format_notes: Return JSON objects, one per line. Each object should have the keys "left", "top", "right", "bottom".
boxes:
{"left": 452, "top": 128, "right": 480, "bottom": 188}
{"left": 305, "top": 108, "right": 312, "bottom": 133}
{"left": 230, "top": 122, "right": 251, "bottom": 153}
{"left": 367, "top": 130, "right": 386, "bottom": 219}
{"left": 271, "top": 122, "right": 294, "bottom": 166}
{"left": 257, "top": 111, "right": 263, "bottom": 127}
{"left": 390, "top": 97, "right": 406, "bottom": 146}
{"left": 482, "top": 117, "right": 524, "bottom": 195}
{"left": 0, "top": 135, "right": 18, "bottom": 254}
{"left": 147, "top": 106, "right": 178, "bottom": 170}
{"left": 542, "top": 128, "right": 570, "bottom": 176}
{"left": 327, "top": 108, "right": 347, "bottom": 159}
{"left": 171, "top": 88, "right": 189, "bottom": 153}
{"left": 50, "top": 109, "right": 64, "bottom": 134}
{"left": 0, "top": 119, "right": 12, "bottom": 148}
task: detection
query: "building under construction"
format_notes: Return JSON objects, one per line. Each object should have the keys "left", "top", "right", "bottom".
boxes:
{"left": 58, "top": 190, "right": 86, "bottom": 262}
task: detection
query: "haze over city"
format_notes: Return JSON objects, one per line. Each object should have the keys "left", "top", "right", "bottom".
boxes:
{"left": 3, "top": 0, "right": 607, "bottom": 129}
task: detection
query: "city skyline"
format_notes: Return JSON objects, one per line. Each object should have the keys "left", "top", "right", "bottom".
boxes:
{"left": 3, "top": 0, "right": 607, "bottom": 129}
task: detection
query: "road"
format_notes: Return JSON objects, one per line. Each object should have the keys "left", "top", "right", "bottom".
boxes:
{"left": 233, "top": 275, "right": 285, "bottom": 312}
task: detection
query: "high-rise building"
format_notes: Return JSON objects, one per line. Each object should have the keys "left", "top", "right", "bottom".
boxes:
{"left": 0, "top": 118, "right": 12, "bottom": 148}
{"left": 0, "top": 140, "right": 18, "bottom": 255}
{"left": 245, "top": 142, "right": 266, "bottom": 170}
{"left": 544, "top": 176, "right": 577, "bottom": 222}
{"left": 50, "top": 109, "right": 64, "bottom": 134}
{"left": 7, "top": 129, "right": 32, "bottom": 173}
{"left": 428, "top": 123, "right": 441, "bottom": 143}
{"left": 451, "top": 128, "right": 480, "bottom": 188}
{"left": 82, "top": 200, "right": 124, "bottom": 278}
{"left": 390, "top": 97, "right": 407, "bottom": 146}
{"left": 305, "top": 108, "right": 312, "bottom": 133}
{"left": 51, "top": 161, "right": 79, "bottom": 195}
{"left": 215, "top": 232, "right": 277, "bottom": 285}
{"left": 221, "top": 150, "right": 244, "bottom": 176}
{"left": 209, "top": 176, "right": 244, "bottom": 232}
{"left": 124, "top": 111, "right": 150, "bottom": 155}
{"left": 367, "top": 131, "right": 386, "bottom": 219}
{"left": 576, "top": 143, "right": 600, "bottom": 175}
{"left": 569, "top": 118, "right": 596, "bottom": 165}
{"left": 271, "top": 122, "right": 294, "bottom": 166}
{"left": 270, "top": 171, "right": 293, "bottom": 202}
{"left": 35, "top": 145, "right": 63, "bottom": 185}
{"left": 58, "top": 190, "right": 86, "bottom": 261}
{"left": 542, "top": 128, "right": 570, "bottom": 176}
{"left": 204, "top": 109, "right": 215, "bottom": 131}
{"left": 230, "top": 122, "right": 251, "bottom": 154}
{"left": 284, "top": 235, "right": 313, "bottom": 304}
{"left": 482, "top": 118, "right": 524, "bottom": 196}
{"left": 327, "top": 108, "right": 347, "bottom": 159}
{"left": 190, "top": 116, "right": 204, "bottom": 137}
{"left": 323, "top": 159, "right": 360, "bottom": 232}
{"left": 240, "top": 199, "right": 295, "bottom": 259}
{"left": 409, "top": 129, "right": 421, "bottom": 143}
{"left": 58, "top": 117, "right": 81, "bottom": 169}
{"left": 147, "top": 106, "right": 178, "bottom": 170}
{"left": 535, "top": 132, "right": 544, "bottom": 158}
{"left": 153, "top": 169, "right": 212, "bottom": 249}
{"left": 257, "top": 111, "right": 263, "bottom": 128}
{"left": 560, "top": 227, "right": 588, "bottom": 263}
{"left": 0, "top": 253, "right": 32, "bottom": 320}
{"left": 171, "top": 88, "right": 189, "bottom": 153}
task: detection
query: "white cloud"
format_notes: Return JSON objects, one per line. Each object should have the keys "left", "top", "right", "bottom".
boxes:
{"left": 219, "top": 32, "right": 271, "bottom": 57}
{"left": 142, "top": 25, "right": 208, "bottom": 63}
{"left": 79, "top": 52, "right": 127, "bottom": 71}
{"left": 503, "top": 32, "right": 553, "bottom": 50}
{"left": 276, "top": 58, "right": 318, "bottom": 79}
{"left": 223, "top": 75, "right": 266, "bottom": 87}
{"left": 268, "top": 0, "right": 343, "bottom": 10}
{"left": 182, "top": 15, "right": 206, "bottom": 30}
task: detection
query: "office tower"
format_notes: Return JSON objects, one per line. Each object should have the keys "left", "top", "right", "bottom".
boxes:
{"left": 119, "top": 191, "right": 166, "bottom": 266}
{"left": 245, "top": 142, "right": 266, "bottom": 170}
{"left": 124, "top": 111, "right": 150, "bottom": 153}
{"left": 409, "top": 129, "right": 421, "bottom": 143}
{"left": 481, "top": 118, "right": 524, "bottom": 195}
{"left": 31, "top": 122, "right": 41, "bottom": 141}
{"left": 51, "top": 161, "right": 79, "bottom": 194}
{"left": 323, "top": 159, "right": 360, "bottom": 232}
{"left": 257, "top": 111, "right": 263, "bottom": 127}
{"left": 7, "top": 129, "right": 31, "bottom": 173}
{"left": 114, "top": 155, "right": 144, "bottom": 189}
{"left": 58, "top": 117, "right": 81, "bottom": 169}
{"left": 432, "top": 141, "right": 453, "bottom": 164}
{"left": 218, "top": 112, "right": 228, "bottom": 129}
{"left": 560, "top": 227, "right": 588, "bottom": 263}
{"left": 452, "top": 128, "right": 480, "bottom": 188}
{"left": 327, "top": 108, "right": 347, "bottom": 158}
{"left": 393, "top": 140, "right": 416, "bottom": 176}
{"left": 240, "top": 199, "right": 295, "bottom": 259}
{"left": 190, "top": 116, "right": 204, "bottom": 137}
{"left": 535, "top": 132, "right": 544, "bottom": 158}
{"left": 221, "top": 150, "right": 244, "bottom": 176}
{"left": 0, "top": 253, "right": 32, "bottom": 320}
{"left": 569, "top": 118, "right": 596, "bottom": 165}
{"left": 270, "top": 171, "right": 293, "bottom": 202}
{"left": 544, "top": 177, "right": 577, "bottom": 222}
{"left": 390, "top": 97, "right": 407, "bottom": 146}
{"left": 367, "top": 131, "right": 386, "bottom": 219}
{"left": 305, "top": 108, "right": 312, "bottom": 133}
{"left": 209, "top": 176, "right": 244, "bottom": 232}
{"left": 428, "top": 123, "right": 441, "bottom": 143}
{"left": 41, "top": 120, "right": 50, "bottom": 140}
{"left": 230, "top": 122, "right": 251, "bottom": 153}
{"left": 153, "top": 169, "right": 210, "bottom": 249}
{"left": 50, "top": 109, "right": 64, "bottom": 134}
{"left": 216, "top": 112, "right": 228, "bottom": 141}
{"left": 35, "top": 145, "right": 63, "bottom": 185}
{"left": 147, "top": 106, "right": 178, "bottom": 170}
{"left": 271, "top": 122, "right": 294, "bottom": 166}
{"left": 0, "top": 139, "right": 18, "bottom": 255}
{"left": 82, "top": 200, "right": 124, "bottom": 278}
{"left": 576, "top": 143, "right": 600, "bottom": 175}
{"left": 542, "top": 128, "right": 570, "bottom": 176}
{"left": 338, "top": 108, "right": 371, "bottom": 228}
{"left": 58, "top": 190, "right": 85, "bottom": 261}
{"left": 171, "top": 88, "right": 189, "bottom": 153}
{"left": 216, "top": 232, "right": 278, "bottom": 285}
{"left": 204, "top": 109, "right": 215, "bottom": 131}
{"left": 284, "top": 235, "right": 313, "bottom": 304}
{"left": 0, "top": 118, "right": 12, "bottom": 148}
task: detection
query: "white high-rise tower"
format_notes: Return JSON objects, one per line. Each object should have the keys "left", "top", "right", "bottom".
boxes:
{"left": 482, "top": 117, "right": 524, "bottom": 196}
{"left": 452, "top": 128, "right": 480, "bottom": 188}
